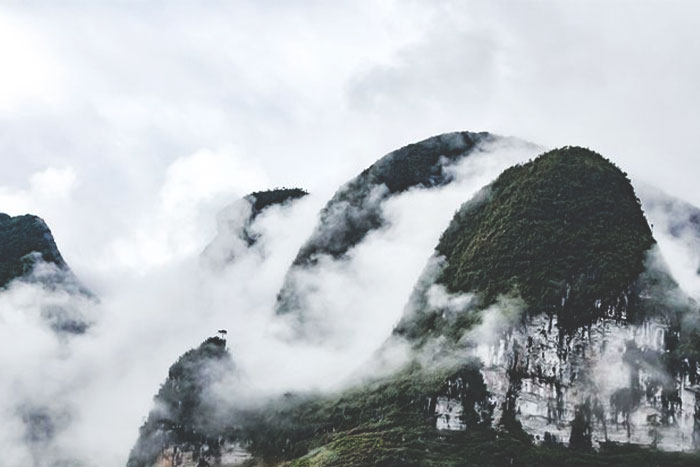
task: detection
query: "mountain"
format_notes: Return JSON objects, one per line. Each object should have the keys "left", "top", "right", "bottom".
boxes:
{"left": 396, "top": 146, "right": 656, "bottom": 338}
{"left": 127, "top": 336, "right": 242, "bottom": 467}
{"left": 201, "top": 188, "right": 308, "bottom": 269}
{"left": 396, "top": 146, "right": 700, "bottom": 451}
{"left": 0, "top": 213, "right": 70, "bottom": 288}
{"left": 0, "top": 214, "right": 93, "bottom": 466}
{"left": 128, "top": 143, "right": 700, "bottom": 466}
{"left": 0, "top": 213, "right": 91, "bottom": 333}
{"left": 274, "top": 131, "right": 536, "bottom": 322}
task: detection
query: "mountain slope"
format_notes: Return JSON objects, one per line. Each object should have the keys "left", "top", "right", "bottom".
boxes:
{"left": 397, "top": 146, "right": 656, "bottom": 339}
{"left": 274, "top": 131, "right": 535, "bottom": 320}
{"left": 291, "top": 132, "right": 493, "bottom": 266}
{"left": 396, "top": 146, "right": 700, "bottom": 451}
{"left": 0, "top": 213, "right": 70, "bottom": 288}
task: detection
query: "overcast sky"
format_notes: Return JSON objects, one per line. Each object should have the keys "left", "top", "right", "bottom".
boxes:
{"left": 1, "top": 0, "right": 699, "bottom": 280}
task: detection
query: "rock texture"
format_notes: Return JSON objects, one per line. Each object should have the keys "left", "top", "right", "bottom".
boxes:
{"left": 401, "top": 147, "right": 700, "bottom": 451}
{"left": 152, "top": 441, "right": 252, "bottom": 467}
{"left": 474, "top": 313, "right": 700, "bottom": 450}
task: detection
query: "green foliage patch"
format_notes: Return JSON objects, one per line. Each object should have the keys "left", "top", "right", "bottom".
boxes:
{"left": 428, "top": 147, "right": 654, "bottom": 334}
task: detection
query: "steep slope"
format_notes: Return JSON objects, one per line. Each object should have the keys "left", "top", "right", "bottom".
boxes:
{"left": 201, "top": 188, "right": 308, "bottom": 268}
{"left": 0, "top": 213, "right": 70, "bottom": 288}
{"left": 397, "top": 146, "right": 656, "bottom": 338}
{"left": 396, "top": 147, "right": 700, "bottom": 451}
{"left": 274, "top": 131, "right": 531, "bottom": 319}
{"left": 127, "top": 336, "right": 244, "bottom": 467}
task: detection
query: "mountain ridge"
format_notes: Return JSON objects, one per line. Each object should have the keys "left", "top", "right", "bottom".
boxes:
{"left": 127, "top": 138, "right": 700, "bottom": 466}
{"left": 0, "top": 213, "right": 69, "bottom": 288}
{"left": 274, "top": 131, "right": 539, "bottom": 325}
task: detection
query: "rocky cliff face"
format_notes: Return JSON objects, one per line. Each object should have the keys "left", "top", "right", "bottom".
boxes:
{"left": 474, "top": 313, "right": 699, "bottom": 450}
{"left": 151, "top": 441, "right": 251, "bottom": 467}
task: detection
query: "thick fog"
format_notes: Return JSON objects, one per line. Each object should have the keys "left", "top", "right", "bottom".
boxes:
{"left": 0, "top": 139, "right": 540, "bottom": 466}
{"left": 2, "top": 1, "right": 700, "bottom": 466}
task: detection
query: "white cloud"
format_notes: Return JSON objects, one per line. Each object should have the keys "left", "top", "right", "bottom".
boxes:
{"left": 0, "top": 166, "right": 77, "bottom": 215}
{"left": 0, "top": 8, "right": 63, "bottom": 112}
{"left": 101, "top": 146, "right": 269, "bottom": 271}
{"left": 160, "top": 147, "right": 266, "bottom": 213}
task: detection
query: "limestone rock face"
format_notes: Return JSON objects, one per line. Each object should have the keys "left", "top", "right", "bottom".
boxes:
{"left": 473, "top": 313, "right": 700, "bottom": 450}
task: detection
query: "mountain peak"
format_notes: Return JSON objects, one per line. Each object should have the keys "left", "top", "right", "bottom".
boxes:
{"left": 127, "top": 335, "right": 236, "bottom": 467}
{"left": 398, "top": 146, "right": 655, "bottom": 339}
{"left": 0, "top": 213, "right": 68, "bottom": 288}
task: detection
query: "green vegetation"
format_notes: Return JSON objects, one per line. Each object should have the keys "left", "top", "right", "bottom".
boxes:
{"left": 0, "top": 213, "right": 67, "bottom": 288}
{"left": 239, "top": 362, "right": 492, "bottom": 462}
{"left": 233, "top": 358, "right": 696, "bottom": 466}
{"left": 283, "top": 429, "right": 700, "bottom": 467}
{"left": 400, "top": 147, "right": 655, "bottom": 337}
{"left": 232, "top": 358, "right": 700, "bottom": 466}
